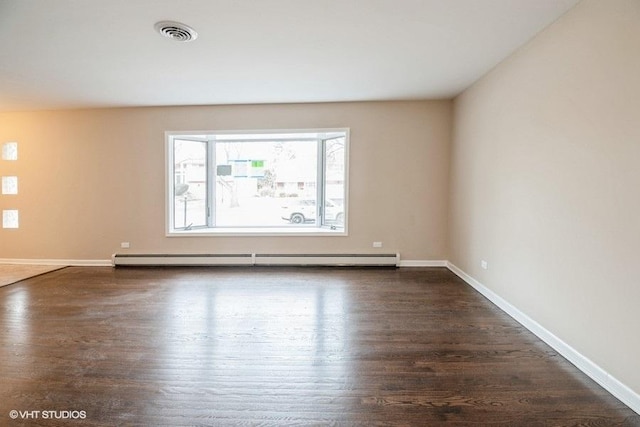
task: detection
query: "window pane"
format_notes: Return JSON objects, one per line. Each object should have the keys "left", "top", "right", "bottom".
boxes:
{"left": 2, "top": 176, "right": 18, "bottom": 194}
{"left": 166, "top": 129, "right": 348, "bottom": 234}
{"left": 173, "top": 139, "right": 207, "bottom": 230}
{"left": 323, "top": 137, "right": 346, "bottom": 228}
{"left": 215, "top": 140, "right": 317, "bottom": 227}
{"left": 2, "top": 142, "right": 18, "bottom": 160}
{"left": 2, "top": 210, "right": 19, "bottom": 228}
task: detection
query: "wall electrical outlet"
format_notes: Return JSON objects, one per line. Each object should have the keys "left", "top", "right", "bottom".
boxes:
{"left": 481, "top": 260, "right": 488, "bottom": 270}
{"left": 373, "top": 241, "right": 383, "bottom": 248}
{"left": 121, "top": 242, "right": 130, "bottom": 249}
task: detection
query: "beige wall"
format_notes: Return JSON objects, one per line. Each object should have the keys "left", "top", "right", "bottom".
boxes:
{"left": 0, "top": 101, "right": 451, "bottom": 261}
{"left": 450, "top": 0, "right": 640, "bottom": 394}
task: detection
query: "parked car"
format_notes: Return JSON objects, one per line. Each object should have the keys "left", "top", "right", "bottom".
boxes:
{"left": 281, "top": 198, "right": 344, "bottom": 225}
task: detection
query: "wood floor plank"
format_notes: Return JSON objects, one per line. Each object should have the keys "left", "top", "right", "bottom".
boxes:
{"left": 0, "top": 266, "right": 638, "bottom": 426}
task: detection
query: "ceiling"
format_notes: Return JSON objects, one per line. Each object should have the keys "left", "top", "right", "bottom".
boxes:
{"left": 0, "top": 0, "right": 579, "bottom": 112}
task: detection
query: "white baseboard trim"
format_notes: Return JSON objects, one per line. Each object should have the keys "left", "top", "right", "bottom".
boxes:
{"left": 398, "top": 260, "right": 448, "bottom": 267}
{"left": 0, "top": 258, "right": 112, "bottom": 267}
{"left": 446, "top": 261, "right": 640, "bottom": 416}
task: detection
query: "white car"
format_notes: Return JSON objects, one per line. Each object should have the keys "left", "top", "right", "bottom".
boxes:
{"left": 281, "top": 199, "right": 344, "bottom": 225}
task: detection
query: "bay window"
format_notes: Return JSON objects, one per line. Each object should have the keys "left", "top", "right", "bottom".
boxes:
{"left": 166, "top": 129, "right": 348, "bottom": 235}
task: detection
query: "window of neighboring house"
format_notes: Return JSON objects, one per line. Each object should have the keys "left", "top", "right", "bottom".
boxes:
{"left": 166, "top": 129, "right": 348, "bottom": 235}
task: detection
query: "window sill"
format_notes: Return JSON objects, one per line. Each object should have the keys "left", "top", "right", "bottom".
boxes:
{"left": 167, "top": 227, "right": 347, "bottom": 237}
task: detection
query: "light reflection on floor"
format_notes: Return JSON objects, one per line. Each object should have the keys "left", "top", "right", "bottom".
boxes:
{"left": 2, "top": 286, "right": 31, "bottom": 344}
{"left": 158, "top": 276, "right": 349, "bottom": 397}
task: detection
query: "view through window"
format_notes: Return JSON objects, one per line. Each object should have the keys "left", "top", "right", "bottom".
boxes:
{"left": 167, "top": 130, "right": 348, "bottom": 234}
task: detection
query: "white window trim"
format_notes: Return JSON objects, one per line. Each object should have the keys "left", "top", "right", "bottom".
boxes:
{"left": 165, "top": 128, "right": 349, "bottom": 237}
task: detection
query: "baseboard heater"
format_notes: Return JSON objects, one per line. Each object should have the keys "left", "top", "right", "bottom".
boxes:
{"left": 112, "top": 253, "right": 399, "bottom": 267}
{"left": 254, "top": 253, "right": 399, "bottom": 267}
{"left": 112, "top": 253, "right": 253, "bottom": 267}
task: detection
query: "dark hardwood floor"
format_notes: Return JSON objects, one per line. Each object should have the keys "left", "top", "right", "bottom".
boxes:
{"left": 0, "top": 267, "right": 637, "bottom": 426}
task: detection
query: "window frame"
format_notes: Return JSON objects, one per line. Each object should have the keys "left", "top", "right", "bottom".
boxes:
{"left": 165, "top": 128, "right": 349, "bottom": 237}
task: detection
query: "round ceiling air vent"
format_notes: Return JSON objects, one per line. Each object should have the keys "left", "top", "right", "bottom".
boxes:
{"left": 154, "top": 21, "right": 198, "bottom": 42}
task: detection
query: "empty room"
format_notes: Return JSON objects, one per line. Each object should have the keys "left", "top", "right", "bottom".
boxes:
{"left": 1, "top": 0, "right": 639, "bottom": 425}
